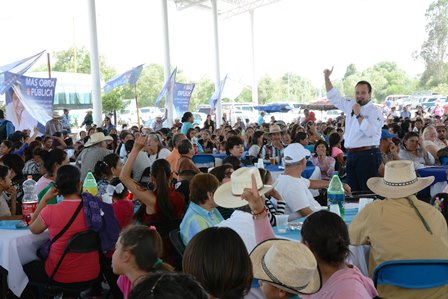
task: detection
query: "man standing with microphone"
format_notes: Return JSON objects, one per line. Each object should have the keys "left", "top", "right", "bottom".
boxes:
{"left": 324, "top": 67, "right": 383, "bottom": 191}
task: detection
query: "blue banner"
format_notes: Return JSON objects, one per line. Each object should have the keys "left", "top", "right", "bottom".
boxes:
{"left": 103, "top": 64, "right": 144, "bottom": 95}
{"left": 154, "top": 67, "right": 177, "bottom": 106}
{"left": 5, "top": 72, "right": 57, "bottom": 132}
{"left": 173, "top": 83, "right": 195, "bottom": 118}
{"left": 0, "top": 50, "right": 45, "bottom": 95}
{"left": 209, "top": 74, "right": 227, "bottom": 111}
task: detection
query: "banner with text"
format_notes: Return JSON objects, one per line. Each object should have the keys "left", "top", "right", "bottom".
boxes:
{"left": 5, "top": 72, "right": 57, "bottom": 132}
{"left": 173, "top": 82, "right": 195, "bottom": 118}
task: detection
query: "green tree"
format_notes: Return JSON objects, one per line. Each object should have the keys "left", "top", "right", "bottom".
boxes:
{"left": 34, "top": 47, "right": 116, "bottom": 81}
{"left": 102, "top": 86, "right": 132, "bottom": 113}
{"left": 189, "top": 77, "right": 215, "bottom": 111}
{"left": 339, "top": 61, "right": 418, "bottom": 102}
{"left": 278, "top": 72, "right": 315, "bottom": 102}
{"left": 344, "top": 63, "right": 358, "bottom": 79}
{"left": 135, "top": 64, "right": 165, "bottom": 107}
{"left": 258, "top": 75, "right": 277, "bottom": 104}
{"left": 235, "top": 87, "right": 252, "bottom": 103}
{"left": 418, "top": 0, "right": 448, "bottom": 87}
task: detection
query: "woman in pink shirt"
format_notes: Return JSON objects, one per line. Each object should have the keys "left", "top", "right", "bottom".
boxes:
{"left": 23, "top": 165, "right": 99, "bottom": 296}
{"left": 242, "top": 175, "right": 378, "bottom": 299}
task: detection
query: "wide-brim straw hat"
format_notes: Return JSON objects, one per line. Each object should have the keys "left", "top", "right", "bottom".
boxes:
{"left": 268, "top": 124, "right": 283, "bottom": 135}
{"left": 214, "top": 167, "right": 272, "bottom": 208}
{"left": 52, "top": 111, "right": 62, "bottom": 119}
{"left": 250, "top": 239, "right": 321, "bottom": 295}
{"left": 84, "top": 132, "right": 113, "bottom": 147}
{"left": 367, "top": 160, "right": 434, "bottom": 198}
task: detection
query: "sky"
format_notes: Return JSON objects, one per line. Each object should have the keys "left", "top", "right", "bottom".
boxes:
{"left": 0, "top": 0, "right": 434, "bottom": 88}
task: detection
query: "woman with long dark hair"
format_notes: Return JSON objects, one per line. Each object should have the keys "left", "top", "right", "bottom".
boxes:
{"left": 120, "top": 136, "right": 184, "bottom": 224}
{"left": 248, "top": 130, "right": 266, "bottom": 160}
{"left": 180, "top": 112, "right": 194, "bottom": 135}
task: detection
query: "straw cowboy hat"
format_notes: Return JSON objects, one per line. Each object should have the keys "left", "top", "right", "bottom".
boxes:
{"left": 268, "top": 124, "right": 283, "bottom": 135}
{"left": 250, "top": 239, "right": 321, "bottom": 295}
{"left": 84, "top": 132, "right": 113, "bottom": 147}
{"left": 214, "top": 167, "right": 272, "bottom": 208}
{"left": 52, "top": 111, "right": 62, "bottom": 119}
{"left": 367, "top": 160, "right": 434, "bottom": 198}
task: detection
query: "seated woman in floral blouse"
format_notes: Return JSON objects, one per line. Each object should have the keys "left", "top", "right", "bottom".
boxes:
{"left": 309, "top": 140, "right": 336, "bottom": 180}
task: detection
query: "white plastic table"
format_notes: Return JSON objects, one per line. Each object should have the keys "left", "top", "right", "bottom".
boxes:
{"left": 0, "top": 221, "right": 49, "bottom": 297}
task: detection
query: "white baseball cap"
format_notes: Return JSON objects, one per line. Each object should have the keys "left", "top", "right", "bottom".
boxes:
{"left": 283, "top": 143, "right": 308, "bottom": 165}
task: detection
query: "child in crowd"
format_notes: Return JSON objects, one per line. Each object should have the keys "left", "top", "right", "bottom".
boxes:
{"left": 432, "top": 193, "right": 448, "bottom": 224}
{"left": 258, "top": 168, "right": 286, "bottom": 226}
{"left": 128, "top": 272, "right": 208, "bottom": 299}
{"left": 112, "top": 225, "right": 174, "bottom": 299}
{"left": 108, "top": 177, "right": 134, "bottom": 229}
{"left": 0, "top": 140, "right": 12, "bottom": 158}
{"left": 0, "top": 165, "right": 15, "bottom": 216}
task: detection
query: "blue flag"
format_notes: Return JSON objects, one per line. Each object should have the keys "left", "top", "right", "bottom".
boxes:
{"left": 0, "top": 50, "right": 45, "bottom": 95}
{"left": 5, "top": 72, "right": 57, "bottom": 133}
{"left": 154, "top": 67, "right": 177, "bottom": 107}
{"left": 173, "top": 83, "right": 195, "bottom": 118}
{"left": 209, "top": 74, "right": 227, "bottom": 111}
{"left": 103, "top": 64, "right": 144, "bottom": 95}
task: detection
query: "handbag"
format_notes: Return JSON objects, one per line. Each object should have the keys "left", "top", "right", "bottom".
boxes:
{"left": 37, "top": 200, "right": 83, "bottom": 260}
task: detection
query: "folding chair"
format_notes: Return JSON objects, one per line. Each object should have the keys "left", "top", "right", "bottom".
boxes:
{"left": 40, "top": 230, "right": 101, "bottom": 297}
{"left": 169, "top": 228, "right": 186, "bottom": 257}
{"left": 192, "top": 154, "right": 216, "bottom": 173}
{"left": 373, "top": 259, "right": 448, "bottom": 289}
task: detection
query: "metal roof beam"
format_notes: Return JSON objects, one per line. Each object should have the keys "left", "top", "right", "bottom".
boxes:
{"left": 219, "top": 0, "right": 282, "bottom": 19}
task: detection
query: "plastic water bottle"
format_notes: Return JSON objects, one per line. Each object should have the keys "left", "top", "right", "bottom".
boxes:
{"left": 22, "top": 175, "right": 38, "bottom": 225}
{"left": 83, "top": 171, "right": 98, "bottom": 196}
{"left": 327, "top": 171, "right": 345, "bottom": 217}
{"left": 193, "top": 144, "right": 198, "bottom": 155}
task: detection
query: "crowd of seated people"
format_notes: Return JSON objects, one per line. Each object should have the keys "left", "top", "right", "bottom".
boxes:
{"left": 2, "top": 108, "right": 448, "bottom": 299}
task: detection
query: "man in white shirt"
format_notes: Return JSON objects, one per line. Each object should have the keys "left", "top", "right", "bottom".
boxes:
{"left": 324, "top": 67, "right": 383, "bottom": 191}
{"left": 275, "top": 143, "right": 350, "bottom": 220}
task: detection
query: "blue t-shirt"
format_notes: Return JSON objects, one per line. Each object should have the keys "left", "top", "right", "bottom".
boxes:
{"left": 181, "top": 122, "right": 194, "bottom": 135}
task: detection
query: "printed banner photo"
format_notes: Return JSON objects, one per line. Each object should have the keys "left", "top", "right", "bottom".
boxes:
{"left": 173, "top": 82, "right": 195, "bottom": 118}
{"left": 5, "top": 72, "right": 57, "bottom": 132}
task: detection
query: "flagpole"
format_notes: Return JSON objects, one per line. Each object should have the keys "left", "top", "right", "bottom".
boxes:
{"left": 47, "top": 53, "right": 51, "bottom": 78}
{"left": 135, "top": 83, "right": 141, "bottom": 128}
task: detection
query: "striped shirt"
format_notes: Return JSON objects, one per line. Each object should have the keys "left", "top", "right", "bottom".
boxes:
{"left": 265, "top": 197, "right": 286, "bottom": 226}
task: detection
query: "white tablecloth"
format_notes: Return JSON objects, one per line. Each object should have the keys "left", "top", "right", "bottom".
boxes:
{"left": 0, "top": 228, "right": 49, "bottom": 296}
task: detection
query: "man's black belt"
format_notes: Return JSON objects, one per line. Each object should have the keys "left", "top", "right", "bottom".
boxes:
{"left": 347, "top": 146, "right": 378, "bottom": 153}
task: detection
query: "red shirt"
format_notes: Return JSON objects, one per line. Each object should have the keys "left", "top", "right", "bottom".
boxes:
{"left": 113, "top": 199, "right": 134, "bottom": 229}
{"left": 139, "top": 188, "right": 185, "bottom": 224}
{"left": 40, "top": 199, "right": 100, "bottom": 283}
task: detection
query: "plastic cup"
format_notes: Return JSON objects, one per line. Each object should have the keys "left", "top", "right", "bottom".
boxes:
{"left": 358, "top": 198, "right": 374, "bottom": 211}
{"left": 270, "top": 157, "right": 276, "bottom": 165}
{"left": 275, "top": 214, "right": 289, "bottom": 233}
{"left": 329, "top": 204, "right": 341, "bottom": 216}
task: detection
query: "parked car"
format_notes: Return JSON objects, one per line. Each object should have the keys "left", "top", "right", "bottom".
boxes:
{"left": 118, "top": 109, "right": 138, "bottom": 125}
{"left": 139, "top": 106, "right": 164, "bottom": 123}
{"left": 421, "top": 96, "right": 447, "bottom": 110}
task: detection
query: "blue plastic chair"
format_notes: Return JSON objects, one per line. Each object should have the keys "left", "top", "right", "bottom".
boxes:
{"left": 373, "top": 259, "right": 448, "bottom": 289}
{"left": 440, "top": 156, "right": 448, "bottom": 166}
{"left": 192, "top": 154, "right": 216, "bottom": 171}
